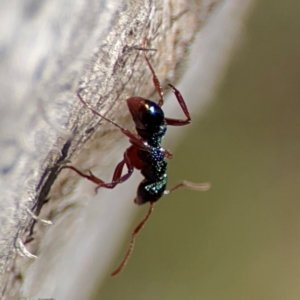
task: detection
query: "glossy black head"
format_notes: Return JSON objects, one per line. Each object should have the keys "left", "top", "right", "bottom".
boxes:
{"left": 127, "top": 97, "right": 165, "bottom": 136}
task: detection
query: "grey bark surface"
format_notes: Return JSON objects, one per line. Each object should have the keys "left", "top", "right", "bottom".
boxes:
{"left": 0, "top": 0, "right": 252, "bottom": 299}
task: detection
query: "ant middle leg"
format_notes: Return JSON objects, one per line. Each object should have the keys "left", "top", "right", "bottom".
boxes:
{"left": 95, "top": 151, "right": 134, "bottom": 193}
{"left": 61, "top": 150, "right": 134, "bottom": 193}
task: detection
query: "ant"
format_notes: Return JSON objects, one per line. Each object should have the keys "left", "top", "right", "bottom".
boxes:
{"left": 62, "top": 51, "right": 210, "bottom": 276}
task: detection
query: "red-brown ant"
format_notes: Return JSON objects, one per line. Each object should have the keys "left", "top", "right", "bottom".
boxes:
{"left": 62, "top": 52, "right": 210, "bottom": 276}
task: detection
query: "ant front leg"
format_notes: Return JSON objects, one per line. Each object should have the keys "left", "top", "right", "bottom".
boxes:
{"left": 141, "top": 55, "right": 191, "bottom": 126}
{"left": 77, "top": 92, "right": 156, "bottom": 155}
{"left": 165, "top": 84, "right": 191, "bottom": 126}
{"left": 142, "top": 52, "right": 165, "bottom": 107}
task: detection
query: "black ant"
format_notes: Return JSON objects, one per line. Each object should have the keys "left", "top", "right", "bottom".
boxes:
{"left": 62, "top": 52, "right": 210, "bottom": 276}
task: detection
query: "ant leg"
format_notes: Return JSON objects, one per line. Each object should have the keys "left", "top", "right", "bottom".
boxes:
{"left": 111, "top": 202, "right": 154, "bottom": 276}
{"left": 77, "top": 92, "right": 133, "bottom": 136}
{"left": 136, "top": 50, "right": 190, "bottom": 123}
{"left": 142, "top": 53, "right": 165, "bottom": 107}
{"left": 77, "top": 93, "right": 154, "bottom": 154}
{"left": 132, "top": 46, "right": 157, "bottom": 52}
{"left": 61, "top": 165, "right": 108, "bottom": 186}
{"left": 61, "top": 150, "right": 134, "bottom": 192}
{"left": 133, "top": 37, "right": 164, "bottom": 106}
{"left": 164, "top": 84, "right": 191, "bottom": 126}
{"left": 95, "top": 151, "right": 134, "bottom": 193}
{"left": 164, "top": 180, "right": 211, "bottom": 195}
{"left": 162, "top": 148, "right": 173, "bottom": 159}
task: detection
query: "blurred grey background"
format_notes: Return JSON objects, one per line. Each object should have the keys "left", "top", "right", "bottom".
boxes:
{"left": 94, "top": 1, "right": 300, "bottom": 299}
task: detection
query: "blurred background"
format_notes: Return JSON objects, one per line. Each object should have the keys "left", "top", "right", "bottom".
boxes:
{"left": 93, "top": 0, "right": 300, "bottom": 299}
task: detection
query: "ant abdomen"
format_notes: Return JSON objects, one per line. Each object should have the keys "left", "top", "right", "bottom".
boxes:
{"left": 135, "top": 176, "right": 167, "bottom": 205}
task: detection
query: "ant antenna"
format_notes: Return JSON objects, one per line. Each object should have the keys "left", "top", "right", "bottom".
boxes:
{"left": 111, "top": 202, "right": 154, "bottom": 276}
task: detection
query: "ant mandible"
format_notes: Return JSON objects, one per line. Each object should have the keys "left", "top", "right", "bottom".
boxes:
{"left": 62, "top": 51, "right": 210, "bottom": 276}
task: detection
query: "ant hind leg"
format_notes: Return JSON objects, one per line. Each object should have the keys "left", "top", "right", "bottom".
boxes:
{"left": 110, "top": 201, "right": 155, "bottom": 276}
{"left": 164, "top": 180, "right": 211, "bottom": 195}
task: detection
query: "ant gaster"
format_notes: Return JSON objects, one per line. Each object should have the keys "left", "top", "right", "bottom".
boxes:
{"left": 62, "top": 52, "right": 210, "bottom": 276}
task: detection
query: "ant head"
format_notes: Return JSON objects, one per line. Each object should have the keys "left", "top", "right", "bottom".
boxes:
{"left": 127, "top": 97, "right": 165, "bottom": 133}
